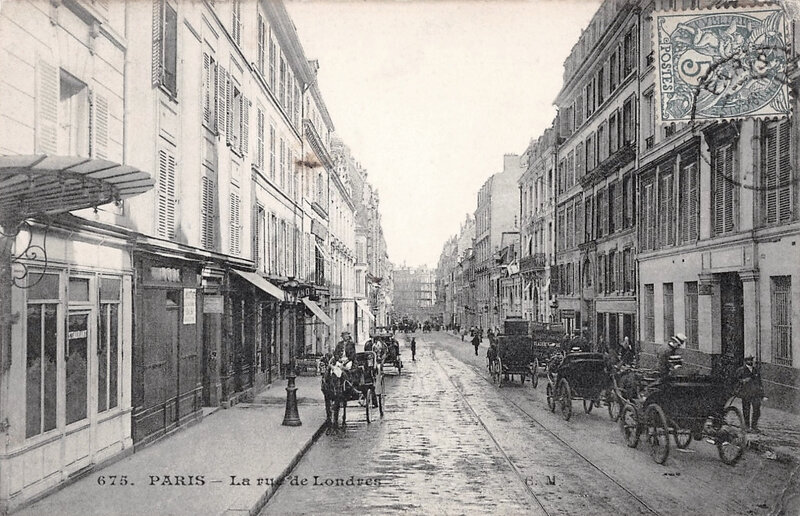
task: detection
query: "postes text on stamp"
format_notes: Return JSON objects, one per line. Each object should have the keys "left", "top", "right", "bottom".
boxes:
{"left": 654, "top": 6, "right": 789, "bottom": 123}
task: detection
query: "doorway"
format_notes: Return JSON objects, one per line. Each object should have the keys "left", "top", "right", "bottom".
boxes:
{"left": 719, "top": 272, "right": 744, "bottom": 367}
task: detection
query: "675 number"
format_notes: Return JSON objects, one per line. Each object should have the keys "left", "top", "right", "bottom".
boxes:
{"left": 97, "top": 475, "right": 129, "bottom": 486}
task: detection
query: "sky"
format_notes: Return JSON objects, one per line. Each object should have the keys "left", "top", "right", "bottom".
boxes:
{"left": 287, "top": 0, "right": 602, "bottom": 268}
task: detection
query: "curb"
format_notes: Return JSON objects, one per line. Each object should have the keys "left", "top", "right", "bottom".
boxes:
{"left": 748, "top": 438, "right": 800, "bottom": 466}
{"left": 220, "top": 420, "right": 328, "bottom": 516}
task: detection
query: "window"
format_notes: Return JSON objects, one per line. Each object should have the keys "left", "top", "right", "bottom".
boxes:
{"left": 156, "top": 148, "right": 176, "bottom": 240}
{"left": 228, "top": 85, "right": 248, "bottom": 155}
{"left": 268, "top": 37, "right": 276, "bottom": 90}
{"left": 643, "top": 92, "right": 655, "bottom": 146}
{"left": 257, "top": 14, "right": 266, "bottom": 75}
{"left": 598, "top": 121, "right": 607, "bottom": 162}
{"left": 684, "top": 282, "right": 698, "bottom": 349}
{"left": 596, "top": 187, "right": 607, "bottom": 238}
{"left": 609, "top": 113, "right": 618, "bottom": 153}
{"left": 622, "top": 96, "right": 635, "bottom": 144}
{"left": 663, "top": 283, "right": 674, "bottom": 340}
{"left": 201, "top": 176, "right": 215, "bottom": 250}
{"left": 771, "top": 276, "right": 792, "bottom": 365}
{"left": 575, "top": 94, "right": 584, "bottom": 127}
{"left": 659, "top": 170, "right": 675, "bottom": 247}
{"left": 279, "top": 56, "right": 286, "bottom": 106}
{"left": 255, "top": 205, "right": 265, "bottom": 271}
{"left": 256, "top": 108, "right": 265, "bottom": 170}
{"left": 609, "top": 52, "right": 618, "bottom": 92}
{"left": 644, "top": 284, "right": 655, "bottom": 342}
{"left": 597, "top": 254, "right": 606, "bottom": 294}
{"left": 59, "top": 70, "right": 89, "bottom": 156}
{"left": 575, "top": 141, "right": 585, "bottom": 178}
{"left": 712, "top": 144, "right": 737, "bottom": 235}
{"left": 26, "top": 274, "right": 59, "bottom": 438}
{"left": 269, "top": 125, "right": 276, "bottom": 180}
{"left": 584, "top": 196, "right": 593, "bottom": 242}
{"left": 678, "top": 160, "right": 699, "bottom": 243}
{"left": 597, "top": 66, "right": 605, "bottom": 106}
{"left": 230, "top": 189, "right": 241, "bottom": 255}
{"left": 202, "top": 53, "right": 217, "bottom": 131}
{"left": 567, "top": 150, "right": 575, "bottom": 187}
{"left": 585, "top": 82, "right": 594, "bottom": 118}
{"left": 641, "top": 175, "right": 656, "bottom": 250}
{"left": 566, "top": 204, "right": 574, "bottom": 249}
{"left": 762, "top": 119, "right": 793, "bottom": 225}
{"left": 586, "top": 132, "right": 595, "bottom": 172}
{"left": 622, "top": 172, "right": 634, "bottom": 229}
{"left": 231, "top": 0, "right": 241, "bottom": 46}
{"left": 623, "top": 27, "right": 635, "bottom": 77}
{"left": 98, "top": 278, "right": 121, "bottom": 413}
{"left": 608, "top": 250, "right": 616, "bottom": 292}
{"left": 608, "top": 181, "right": 617, "bottom": 234}
{"left": 152, "top": 0, "right": 177, "bottom": 96}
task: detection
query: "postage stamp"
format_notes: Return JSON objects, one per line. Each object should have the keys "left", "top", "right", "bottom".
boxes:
{"left": 654, "top": 6, "right": 790, "bottom": 123}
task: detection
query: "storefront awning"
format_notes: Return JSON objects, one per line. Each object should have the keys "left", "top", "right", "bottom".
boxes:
{"left": 0, "top": 155, "right": 155, "bottom": 223}
{"left": 355, "top": 298, "right": 375, "bottom": 320}
{"left": 232, "top": 270, "right": 286, "bottom": 302}
{"left": 302, "top": 297, "right": 333, "bottom": 326}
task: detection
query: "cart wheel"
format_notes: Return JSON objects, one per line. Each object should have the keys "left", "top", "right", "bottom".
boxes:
{"left": 607, "top": 390, "right": 621, "bottom": 422}
{"left": 365, "top": 392, "right": 371, "bottom": 424}
{"left": 717, "top": 406, "right": 746, "bottom": 465}
{"left": 559, "top": 378, "right": 572, "bottom": 421}
{"left": 620, "top": 403, "right": 640, "bottom": 448}
{"left": 530, "top": 359, "right": 539, "bottom": 389}
{"left": 583, "top": 399, "right": 594, "bottom": 414}
{"left": 673, "top": 426, "right": 692, "bottom": 449}
{"left": 645, "top": 404, "right": 670, "bottom": 465}
{"left": 379, "top": 376, "right": 385, "bottom": 417}
{"left": 546, "top": 383, "right": 555, "bottom": 412}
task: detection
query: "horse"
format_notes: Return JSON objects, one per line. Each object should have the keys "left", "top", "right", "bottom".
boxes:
{"left": 319, "top": 353, "right": 360, "bottom": 433}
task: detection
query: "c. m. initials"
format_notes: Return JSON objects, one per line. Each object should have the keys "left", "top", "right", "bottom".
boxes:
{"left": 546, "top": 475, "right": 556, "bottom": 486}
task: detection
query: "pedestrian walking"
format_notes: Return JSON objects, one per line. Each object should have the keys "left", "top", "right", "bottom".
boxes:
{"left": 410, "top": 337, "right": 417, "bottom": 361}
{"left": 472, "top": 333, "right": 481, "bottom": 356}
{"left": 736, "top": 355, "right": 764, "bottom": 432}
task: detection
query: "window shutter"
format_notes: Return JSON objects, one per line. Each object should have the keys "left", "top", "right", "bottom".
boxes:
{"left": 723, "top": 146, "right": 735, "bottom": 233}
{"left": 777, "top": 120, "right": 792, "bottom": 222}
{"left": 614, "top": 178, "right": 623, "bottom": 232}
{"left": 152, "top": 0, "right": 164, "bottom": 87}
{"left": 90, "top": 91, "right": 109, "bottom": 159}
{"left": 257, "top": 15, "right": 265, "bottom": 75}
{"left": 217, "top": 65, "right": 227, "bottom": 136}
{"left": 156, "top": 149, "right": 176, "bottom": 239}
{"left": 230, "top": 191, "right": 241, "bottom": 255}
{"left": 203, "top": 53, "right": 212, "bottom": 126}
{"left": 713, "top": 149, "right": 724, "bottom": 235}
{"left": 201, "top": 176, "right": 214, "bottom": 250}
{"left": 225, "top": 74, "right": 233, "bottom": 145}
{"left": 256, "top": 108, "right": 264, "bottom": 170}
{"left": 685, "top": 162, "right": 698, "bottom": 242}
{"left": 35, "top": 58, "right": 59, "bottom": 154}
{"left": 576, "top": 198, "right": 584, "bottom": 246}
{"left": 240, "top": 96, "right": 249, "bottom": 155}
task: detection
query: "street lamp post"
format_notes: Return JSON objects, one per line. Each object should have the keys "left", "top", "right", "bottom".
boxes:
{"left": 282, "top": 278, "right": 302, "bottom": 426}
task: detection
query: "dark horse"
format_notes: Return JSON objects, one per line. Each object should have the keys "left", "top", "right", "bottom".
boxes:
{"left": 320, "top": 353, "right": 359, "bottom": 433}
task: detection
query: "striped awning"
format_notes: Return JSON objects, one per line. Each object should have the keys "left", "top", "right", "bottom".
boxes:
{"left": 355, "top": 298, "right": 375, "bottom": 320}
{"left": 302, "top": 297, "right": 333, "bottom": 326}
{"left": 0, "top": 155, "right": 155, "bottom": 222}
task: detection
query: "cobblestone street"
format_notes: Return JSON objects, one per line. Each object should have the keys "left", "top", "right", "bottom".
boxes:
{"left": 263, "top": 333, "right": 795, "bottom": 515}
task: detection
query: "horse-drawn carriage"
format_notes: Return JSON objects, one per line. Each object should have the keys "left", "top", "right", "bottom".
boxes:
{"left": 617, "top": 372, "right": 746, "bottom": 465}
{"left": 320, "top": 350, "right": 385, "bottom": 431}
{"left": 488, "top": 335, "right": 538, "bottom": 387}
{"left": 546, "top": 352, "right": 615, "bottom": 421}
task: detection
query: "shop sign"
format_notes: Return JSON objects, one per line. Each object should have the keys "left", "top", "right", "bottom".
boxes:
{"left": 183, "top": 288, "right": 196, "bottom": 325}
{"left": 204, "top": 295, "right": 224, "bottom": 314}
{"left": 149, "top": 266, "right": 182, "bottom": 284}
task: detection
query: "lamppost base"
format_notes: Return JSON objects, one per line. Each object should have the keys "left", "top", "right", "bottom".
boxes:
{"left": 282, "top": 373, "right": 302, "bottom": 427}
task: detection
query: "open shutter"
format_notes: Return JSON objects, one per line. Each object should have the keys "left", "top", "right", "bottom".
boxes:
{"left": 713, "top": 149, "right": 724, "bottom": 235}
{"left": 156, "top": 150, "right": 169, "bottom": 238}
{"left": 777, "top": 120, "right": 792, "bottom": 222}
{"left": 217, "top": 65, "right": 227, "bottom": 136}
{"left": 152, "top": 0, "right": 164, "bottom": 86}
{"left": 90, "top": 91, "right": 109, "bottom": 159}
{"left": 203, "top": 53, "right": 211, "bottom": 126}
{"left": 229, "top": 191, "right": 241, "bottom": 255}
{"left": 723, "top": 146, "right": 735, "bottom": 233}
{"left": 225, "top": 75, "right": 233, "bottom": 145}
{"left": 687, "top": 163, "right": 698, "bottom": 241}
{"left": 241, "top": 96, "right": 249, "bottom": 155}
{"left": 256, "top": 108, "right": 264, "bottom": 169}
{"left": 764, "top": 123, "right": 778, "bottom": 224}
{"left": 201, "top": 176, "right": 214, "bottom": 250}
{"left": 35, "top": 58, "right": 59, "bottom": 154}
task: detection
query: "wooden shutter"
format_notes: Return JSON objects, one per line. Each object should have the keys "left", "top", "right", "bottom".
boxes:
{"left": 225, "top": 76, "right": 233, "bottom": 145}
{"left": 201, "top": 176, "right": 214, "bottom": 250}
{"left": 614, "top": 179, "right": 623, "bottom": 232}
{"left": 714, "top": 145, "right": 736, "bottom": 234}
{"left": 240, "top": 96, "right": 249, "bottom": 155}
{"left": 256, "top": 108, "right": 264, "bottom": 170}
{"left": 35, "top": 58, "right": 59, "bottom": 154}
{"left": 90, "top": 91, "right": 109, "bottom": 159}
{"left": 217, "top": 65, "right": 227, "bottom": 135}
{"left": 203, "top": 53, "right": 212, "bottom": 126}
{"left": 152, "top": 0, "right": 164, "bottom": 86}
{"left": 777, "top": 120, "right": 792, "bottom": 222}
{"left": 257, "top": 15, "right": 265, "bottom": 74}
{"left": 230, "top": 191, "right": 241, "bottom": 255}
{"left": 576, "top": 198, "right": 584, "bottom": 246}
{"left": 156, "top": 149, "right": 176, "bottom": 239}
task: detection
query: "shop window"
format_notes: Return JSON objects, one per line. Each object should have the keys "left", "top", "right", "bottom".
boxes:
{"left": 69, "top": 277, "right": 90, "bottom": 303}
{"left": 26, "top": 275, "right": 59, "bottom": 438}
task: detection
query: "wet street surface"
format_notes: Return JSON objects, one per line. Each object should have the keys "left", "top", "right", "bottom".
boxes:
{"left": 263, "top": 332, "right": 795, "bottom": 515}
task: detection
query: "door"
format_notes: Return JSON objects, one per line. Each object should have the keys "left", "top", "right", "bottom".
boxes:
{"left": 164, "top": 290, "right": 181, "bottom": 432}
{"left": 720, "top": 272, "right": 744, "bottom": 369}
{"left": 608, "top": 313, "right": 618, "bottom": 352}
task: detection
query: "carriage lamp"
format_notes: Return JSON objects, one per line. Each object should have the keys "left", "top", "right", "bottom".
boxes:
{"left": 282, "top": 278, "right": 302, "bottom": 427}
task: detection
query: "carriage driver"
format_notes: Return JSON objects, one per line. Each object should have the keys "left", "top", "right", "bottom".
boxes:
{"left": 657, "top": 333, "right": 687, "bottom": 379}
{"left": 335, "top": 331, "right": 357, "bottom": 363}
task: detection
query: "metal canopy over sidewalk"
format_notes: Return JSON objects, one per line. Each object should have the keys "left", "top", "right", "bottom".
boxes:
{"left": 356, "top": 298, "right": 375, "bottom": 320}
{"left": 233, "top": 270, "right": 286, "bottom": 301}
{"left": 301, "top": 297, "right": 333, "bottom": 326}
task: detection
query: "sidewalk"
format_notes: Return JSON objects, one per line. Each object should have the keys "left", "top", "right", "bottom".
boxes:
{"left": 430, "top": 330, "right": 800, "bottom": 467}
{"left": 18, "top": 377, "right": 327, "bottom": 516}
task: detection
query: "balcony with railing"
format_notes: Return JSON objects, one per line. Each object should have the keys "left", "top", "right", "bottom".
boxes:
{"left": 520, "top": 252, "right": 548, "bottom": 273}
{"left": 580, "top": 141, "right": 635, "bottom": 187}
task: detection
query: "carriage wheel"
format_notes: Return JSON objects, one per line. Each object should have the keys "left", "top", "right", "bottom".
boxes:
{"left": 379, "top": 376, "right": 385, "bottom": 417}
{"left": 546, "top": 383, "right": 555, "bottom": 412}
{"left": 717, "top": 406, "right": 746, "bottom": 465}
{"left": 607, "top": 390, "right": 621, "bottom": 422}
{"left": 559, "top": 378, "right": 572, "bottom": 421}
{"left": 365, "top": 392, "right": 371, "bottom": 424}
{"left": 530, "top": 359, "right": 539, "bottom": 389}
{"left": 583, "top": 399, "right": 594, "bottom": 414}
{"left": 620, "top": 403, "right": 640, "bottom": 448}
{"left": 673, "top": 425, "right": 692, "bottom": 449}
{"left": 497, "top": 358, "right": 504, "bottom": 388}
{"left": 645, "top": 404, "right": 670, "bottom": 465}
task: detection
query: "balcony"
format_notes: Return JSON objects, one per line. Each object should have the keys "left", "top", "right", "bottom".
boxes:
{"left": 303, "top": 119, "right": 333, "bottom": 170}
{"left": 520, "top": 253, "right": 548, "bottom": 273}
{"left": 580, "top": 141, "right": 635, "bottom": 187}
{"left": 645, "top": 135, "right": 654, "bottom": 149}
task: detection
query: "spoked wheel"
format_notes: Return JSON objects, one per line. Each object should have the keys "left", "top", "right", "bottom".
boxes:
{"left": 620, "top": 403, "right": 640, "bottom": 448}
{"left": 607, "top": 390, "right": 621, "bottom": 422}
{"left": 716, "top": 406, "right": 746, "bottom": 465}
{"left": 364, "top": 391, "right": 371, "bottom": 424}
{"left": 559, "top": 378, "right": 572, "bottom": 421}
{"left": 530, "top": 359, "right": 539, "bottom": 389}
{"left": 546, "top": 383, "right": 556, "bottom": 412}
{"left": 583, "top": 399, "right": 594, "bottom": 414}
{"left": 645, "top": 404, "right": 670, "bottom": 465}
{"left": 378, "top": 376, "right": 385, "bottom": 418}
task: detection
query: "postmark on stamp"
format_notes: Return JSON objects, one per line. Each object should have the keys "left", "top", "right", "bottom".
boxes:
{"left": 654, "top": 6, "right": 789, "bottom": 123}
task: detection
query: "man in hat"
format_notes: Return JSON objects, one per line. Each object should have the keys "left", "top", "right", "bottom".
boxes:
{"left": 335, "top": 331, "right": 356, "bottom": 363}
{"left": 657, "top": 333, "right": 687, "bottom": 380}
{"left": 736, "top": 355, "right": 764, "bottom": 432}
